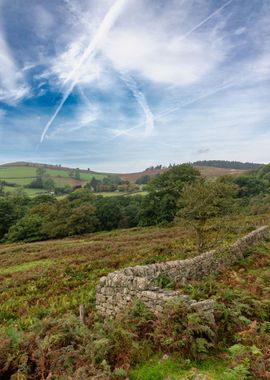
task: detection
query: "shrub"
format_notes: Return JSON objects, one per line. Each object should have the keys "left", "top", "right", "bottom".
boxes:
{"left": 152, "top": 300, "right": 215, "bottom": 359}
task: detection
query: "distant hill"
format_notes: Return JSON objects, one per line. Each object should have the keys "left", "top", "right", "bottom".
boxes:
{"left": 0, "top": 162, "right": 108, "bottom": 196}
{"left": 0, "top": 161, "right": 254, "bottom": 191}
{"left": 193, "top": 160, "right": 263, "bottom": 170}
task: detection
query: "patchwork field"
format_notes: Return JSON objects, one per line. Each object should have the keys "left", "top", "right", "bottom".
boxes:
{"left": 0, "top": 164, "right": 112, "bottom": 196}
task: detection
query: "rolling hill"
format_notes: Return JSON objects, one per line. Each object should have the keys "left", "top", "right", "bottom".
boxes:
{"left": 0, "top": 161, "right": 251, "bottom": 195}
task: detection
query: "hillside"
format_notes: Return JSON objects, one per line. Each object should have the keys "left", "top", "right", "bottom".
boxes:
{"left": 0, "top": 162, "right": 114, "bottom": 197}
{"left": 0, "top": 213, "right": 269, "bottom": 378}
{"left": 121, "top": 165, "right": 249, "bottom": 181}
{"left": 193, "top": 160, "right": 263, "bottom": 170}
{"left": 0, "top": 161, "right": 250, "bottom": 197}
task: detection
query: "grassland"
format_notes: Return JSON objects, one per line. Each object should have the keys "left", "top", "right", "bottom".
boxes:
{"left": 1, "top": 162, "right": 249, "bottom": 194}
{"left": 0, "top": 164, "right": 107, "bottom": 194}
{"left": 0, "top": 212, "right": 269, "bottom": 378}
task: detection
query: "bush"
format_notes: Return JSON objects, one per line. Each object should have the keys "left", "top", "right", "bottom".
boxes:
{"left": 152, "top": 300, "right": 215, "bottom": 359}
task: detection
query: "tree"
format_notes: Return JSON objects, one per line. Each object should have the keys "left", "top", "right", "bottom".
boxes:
{"left": 36, "top": 167, "right": 46, "bottom": 178}
{"left": 140, "top": 164, "right": 200, "bottom": 226}
{"left": 67, "top": 204, "right": 98, "bottom": 235}
{"left": 7, "top": 214, "right": 44, "bottom": 242}
{"left": 74, "top": 168, "right": 81, "bottom": 180}
{"left": 43, "top": 178, "right": 55, "bottom": 192}
{"left": 177, "top": 179, "right": 237, "bottom": 253}
{"left": 232, "top": 176, "right": 267, "bottom": 197}
{"left": 0, "top": 198, "right": 17, "bottom": 239}
{"left": 89, "top": 177, "right": 98, "bottom": 191}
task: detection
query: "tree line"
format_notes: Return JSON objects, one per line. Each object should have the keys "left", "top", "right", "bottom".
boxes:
{"left": 1, "top": 163, "right": 270, "bottom": 247}
{"left": 193, "top": 160, "right": 262, "bottom": 170}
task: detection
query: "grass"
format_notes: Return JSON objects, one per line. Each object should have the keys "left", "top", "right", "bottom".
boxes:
{"left": 0, "top": 259, "right": 53, "bottom": 274}
{"left": 3, "top": 186, "right": 46, "bottom": 196}
{"left": 0, "top": 213, "right": 269, "bottom": 378}
{"left": 0, "top": 213, "right": 267, "bottom": 329}
{"left": 129, "top": 357, "right": 230, "bottom": 379}
{"left": 0, "top": 164, "right": 107, "bottom": 189}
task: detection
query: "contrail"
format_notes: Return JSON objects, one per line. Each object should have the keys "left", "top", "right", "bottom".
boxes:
{"left": 119, "top": 72, "right": 154, "bottom": 136}
{"left": 65, "top": 0, "right": 154, "bottom": 137}
{"left": 111, "top": 79, "right": 236, "bottom": 139}
{"left": 181, "top": 0, "right": 234, "bottom": 40}
{"left": 40, "top": 0, "right": 128, "bottom": 143}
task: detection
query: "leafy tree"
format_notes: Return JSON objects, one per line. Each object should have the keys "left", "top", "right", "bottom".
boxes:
{"left": 140, "top": 164, "right": 200, "bottom": 226}
{"left": 89, "top": 177, "right": 98, "bottom": 191}
{"left": 232, "top": 176, "right": 267, "bottom": 197}
{"left": 68, "top": 168, "right": 81, "bottom": 180}
{"left": 36, "top": 167, "right": 46, "bottom": 178}
{"left": 95, "top": 197, "right": 122, "bottom": 230}
{"left": 0, "top": 181, "right": 4, "bottom": 196}
{"left": 0, "top": 198, "right": 17, "bottom": 239}
{"left": 43, "top": 178, "right": 55, "bottom": 192}
{"left": 68, "top": 188, "right": 95, "bottom": 205}
{"left": 7, "top": 214, "right": 44, "bottom": 242}
{"left": 67, "top": 204, "right": 98, "bottom": 235}
{"left": 135, "top": 175, "right": 151, "bottom": 185}
{"left": 74, "top": 168, "right": 81, "bottom": 180}
{"left": 28, "top": 177, "right": 43, "bottom": 189}
{"left": 177, "top": 179, "right": 237, "bottom": 252}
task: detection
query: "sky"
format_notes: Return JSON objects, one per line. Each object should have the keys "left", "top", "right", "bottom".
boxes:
{"left": 0, "top": 0, "right": 270, "bottom": 172}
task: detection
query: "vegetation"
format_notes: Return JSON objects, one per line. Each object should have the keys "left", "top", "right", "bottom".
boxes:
{"left": 193, "top": 160, "right": 262, "bottom": 170}
{"left": 139, "top": 164, "right": 200, "bottom": 226}
{"left": 0, "top": 161, "right": 270, "bottom": 378}
{"left": 0, "top": 213, "right": 269, "bottom": 379}
{"left": 178, "top": 180, "right": 237, "bottom": 252}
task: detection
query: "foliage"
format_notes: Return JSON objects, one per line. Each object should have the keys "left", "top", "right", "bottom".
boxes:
{"left": 139, "top": 164, "right": 200, "bottom": 226}
{"left": 177, "top": 179, "right": 237, "bottom": 252}
{"left": 193, "top": 160, "right": 262, "bottom": 170}
{"left": 152, "top": 300, "right": 215, "bottom": 359}
{"left": 0, "top": 213, "right": 270, "bottom": 378}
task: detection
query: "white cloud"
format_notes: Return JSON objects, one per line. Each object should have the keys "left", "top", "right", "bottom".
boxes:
{"left": 103, "top": 27, "right": 226, "bottom": 86}
{"left": 0, "top": 28, "right": 29, "bottom": 103}
{"left": 48, "top": 39, "right": 102, "bottom": 87}
{"left": 46, "top": 103, "right": 99, "bottom": 140}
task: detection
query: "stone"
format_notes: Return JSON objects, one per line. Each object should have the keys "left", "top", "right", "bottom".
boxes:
{"left": 95, "top": 227, "right": 268, "bottom": 319}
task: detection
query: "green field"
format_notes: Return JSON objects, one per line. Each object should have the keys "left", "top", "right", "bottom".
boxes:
{"left": 0, "top": 164, "right": 107, "bottom": 187}
{"left": 0, "top": 165, "right": 107, "bottom": 180}
{"left": 0, "top": 212, "right": 269, "bottom": 378}
{"left": 0, "top": 164, "right": 148, "bottom": 198}
{"left": 0, "top": 164, "right": 115, "bottom": 197}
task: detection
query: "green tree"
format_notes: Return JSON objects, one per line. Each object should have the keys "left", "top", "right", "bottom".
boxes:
{"left": 140, "top": 164, "right": 200, "bottom": 226}
{"left": 232, "top": 176, "right": 267, "bottom": 197}
{"left": 74, "top": 168, "right": 81, "bottom": 180}
{"left": 7, "top": 214, "right": 44, "bottom": 242}
{"left": 43, "top": 178, "right": 55, "bottom": 192}
{"left": 36, "top": 167, "right": 46, "bottom": 178}
{"left": 177, "top": 179, "right": 237, "bottom": 253}
{"left": 0, "top": 198, "right": 17, "bottom": 239}
{"left": 67, "top": 204, "right": 98, "bottom": 235}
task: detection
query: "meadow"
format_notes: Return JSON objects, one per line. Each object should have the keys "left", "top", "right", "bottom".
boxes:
{"left": 0, "top": 164, "right": 108, "bottom": 196}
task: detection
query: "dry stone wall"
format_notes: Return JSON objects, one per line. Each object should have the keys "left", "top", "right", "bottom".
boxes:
{"left": 96, "top": 226, "right": 268, "bottom": 318}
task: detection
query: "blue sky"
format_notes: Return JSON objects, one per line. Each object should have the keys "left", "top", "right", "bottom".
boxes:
{"left": 0, "top": 0, "right": 270, "bottom": 172}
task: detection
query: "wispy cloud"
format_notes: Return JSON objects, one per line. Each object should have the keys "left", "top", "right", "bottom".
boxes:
{"left": 40, "top": 0, "right": 128, "bottom": 143}
{"left": 0, "top": 31, "right": 29, "bottom": 104}
{"left": 1, "top": 0, "right": 270, "bottom": 171}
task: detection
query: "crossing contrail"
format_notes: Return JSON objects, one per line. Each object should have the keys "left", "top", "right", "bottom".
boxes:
{"left": 181, "top": 0, "right": 234, "bottom": 40}
{"left": 119, "top": 72, "right": 154, "bottom": 136}
{"left": 40, "top": 0, "right": 128, "bottom": 143}
{"left": 110, "top": 79, "right": 236, "bottom": 139}
{"left": 65, "top": 0, "right": 154, "bottom": 137}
